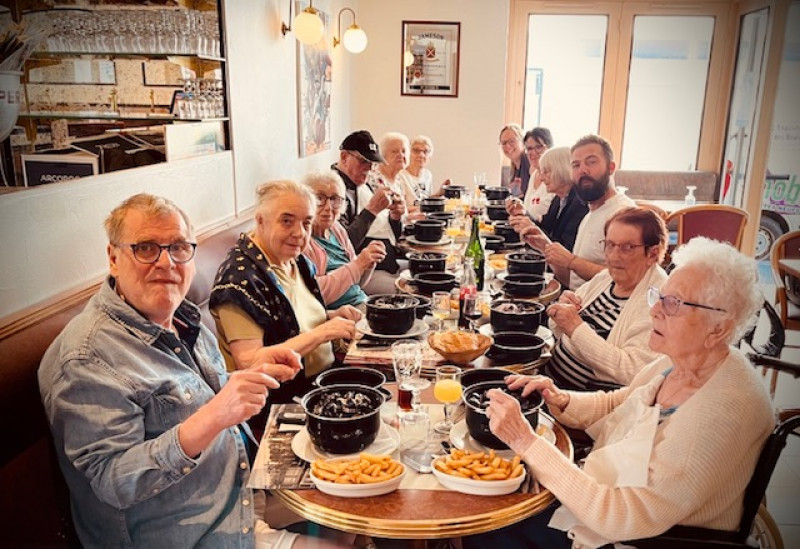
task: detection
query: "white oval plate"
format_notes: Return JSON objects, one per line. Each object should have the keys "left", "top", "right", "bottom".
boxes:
{"left": 356, "top": 318, "right": 429, "bottom": 339}
{"left": 449, "top": 414, "right": 556, "bottom": 459}
{"left": 310, "top": 459, "right": 406, "bottom": 498}
{"left": 291, "top": 422, "right": 400, "bottom": 462}
{"left": 431, "top": 459, "right": 525, "bottom": 496}
{"left": 406, "top": 235, "right": 454, "bottom": 247}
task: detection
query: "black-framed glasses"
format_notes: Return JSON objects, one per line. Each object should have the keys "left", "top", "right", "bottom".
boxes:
{"left": 600, "top": 239, "right": 647, "bottom": 254}
{"left": 525, "top": 143, "right": 546, "bottom": 154}
{"left": 647, "top": 287, "right": 726, "bottom": 316}
{"left": 118, "top": 241, "right": 197, "bottom": 264}
{"left": 316, "top": 194, "right": 344, "bottom": 209}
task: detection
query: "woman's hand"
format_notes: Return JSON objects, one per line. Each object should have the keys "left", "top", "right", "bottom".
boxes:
{"left": 249, "top": 345, "right": 303, "bottom": 382}
{"left": 356, "top": 240, "right": 386, "bottom": 270}
{"left": 547, "top": 302, "right": 583, "bottom": 337}
{"left": 486, "top": 389, "right": 536, "bottom": 455}
{"left": 388, "top": 193, "right": 407, "bottom": 221}
{"left": 557, "top": 290, "right": 582, "bottom": 308}
{"left": 506, "top": 374, "right": 570, "bottom": 413}
{"left": 314, "top": 317, "right": 357, "bottom": 342}
{"left": 330, "top": 305, "right": 363, "bottom": 322}
{"left": 506, "top": 197, "right": 525, "bottom": 216}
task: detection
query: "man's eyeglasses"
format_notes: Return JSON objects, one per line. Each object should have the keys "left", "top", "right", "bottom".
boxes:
{"left": 345, "top": 150, "right": 375, "bottom": 167}
{"left": 316, "top": 194, "right": 344, "bottom": 209}
{"left": 647, "top": 287, "right": 726, "bottom": 316}
{"left": 118, "top": 241, "right": 197, "bottom": 264}
{"left": 600, "top": 239, "right": 646, "bottom": 255}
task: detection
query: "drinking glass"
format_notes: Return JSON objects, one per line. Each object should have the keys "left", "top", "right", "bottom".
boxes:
{"left": 392, "top": 340, "right": 426, "bottom": 413}
{"left": 432, "top": 291, "right": 451, "bottom": 332}
{"left": 398, "top": 407, "right": 435, "bottom": 472}
{"left": 433, "top": 365, "right": 462, "bottom": 433}
{"left": 461, "top": 293, "right": 481, "bottom": 333}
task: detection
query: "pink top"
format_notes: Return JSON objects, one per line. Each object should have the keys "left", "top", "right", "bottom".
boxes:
{"left": 304, "top": 221, "right": 374, "bottom": 305}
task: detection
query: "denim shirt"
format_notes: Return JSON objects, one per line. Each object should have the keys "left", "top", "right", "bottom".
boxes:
{"left": 39, "top": 278, "right": 255, "bottom": 548}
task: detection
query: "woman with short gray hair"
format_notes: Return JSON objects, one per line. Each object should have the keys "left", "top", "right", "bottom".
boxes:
{"left": 303, "top": 171, "right": 386, "bottom": 310}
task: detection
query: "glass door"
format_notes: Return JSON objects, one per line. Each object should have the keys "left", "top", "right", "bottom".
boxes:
{"left": 719, "top": 8, "right": 770, "bottom": 207}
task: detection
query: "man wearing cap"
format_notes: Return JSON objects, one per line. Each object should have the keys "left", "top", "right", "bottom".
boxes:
{"left": 333, "top": 130, "right": 406, "bottom": 294}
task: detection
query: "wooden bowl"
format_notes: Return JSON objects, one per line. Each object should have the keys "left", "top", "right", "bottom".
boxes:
{"left": 428, "top": 331, "right": 493, "bottom": 365}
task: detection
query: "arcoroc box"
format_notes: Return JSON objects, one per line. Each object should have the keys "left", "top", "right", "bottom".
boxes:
{"left": 21, "top": 147, "right": 98, "bottom": 186}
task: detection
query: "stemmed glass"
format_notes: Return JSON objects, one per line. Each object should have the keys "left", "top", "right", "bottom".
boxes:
{"left": 461, "top": 293, "right": 480, "bottom": 333}
{"left": 392, "top": 340, "right": 430, "bottom": 414}
{"left": 432, "top": 291, "right": 451, "bottom": 333}
{"left": 433, "top": 365, "right": 462, "bottom": 433}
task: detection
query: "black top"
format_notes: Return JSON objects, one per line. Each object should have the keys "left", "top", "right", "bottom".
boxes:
{"left": 538, "top": 186, "right": 589, "bottom": 251}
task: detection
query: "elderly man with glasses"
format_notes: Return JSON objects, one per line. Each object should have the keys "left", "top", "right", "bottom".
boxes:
{"left": 37, "top": 193, "right": 359, "bottom": 548}
{"left": 332, "top": 130, "right": 407, "bottom": 294}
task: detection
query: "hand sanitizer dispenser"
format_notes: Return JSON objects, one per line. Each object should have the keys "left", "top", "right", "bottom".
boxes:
{"left": 684, "top": 185, "right": 697, "bottom": 206}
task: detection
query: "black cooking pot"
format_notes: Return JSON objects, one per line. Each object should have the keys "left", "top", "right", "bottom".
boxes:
{"left": 484, "top": 186, "right": 511, "bottom": 201}
{"left": 443, "top": 185, "right": 466, "bottom": 199}
{"left": 408, "top": 251, "right": 447, "bottom": 276}
{"left": 491, "top": 331, "right": 545, "bottom": 362}
{"left": 420, "top": 197, "right": 446, "bottom": 213}
{"left": 490, "top": 299, "right": 545, "bottom": 333}
{"left": 411, "top": 294, "right": 432, "bottom": 319}
{"left": 502, "top": 273, "right": 546, "bottom": 297}
{"left": 506, "top": 251, "right": 546, "bottom": 276}
{"left": 460, "top": 367, "right": 514, "bottom": 389}
{"left": 413, "top": 219, "right": 445, "bottom": 242}
{"left": 427, "top": 211, "right": 455, "bottom": 223}
{"left": 302, "top": 384, "right": 385, "bottom": 454}
{"left": 315, "top": 367, "right": 391, "bottom": 400}
{"left": 483, "top": 235, "right": 505, "bottom": 251}
{"left": 463, "top": 381, "right": 542, "bottom": 449}
{"left": 403, "top": 223, "right": 415, "bottom": 237}
{"left": 493, "top": 222, "right": 520, "bottom": 244}
{"left": 366, "top": 294, "right": 419, "bottom": 335}
{"left": 412, "top": 271, "right": 457, "bottom": 295}
{"left": 485, "top": 201, "right": 509, "bottom": 221}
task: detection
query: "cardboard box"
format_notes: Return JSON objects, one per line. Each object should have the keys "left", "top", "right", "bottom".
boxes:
{"left": 21, "top": 147, "right": 99, "bottom": 186}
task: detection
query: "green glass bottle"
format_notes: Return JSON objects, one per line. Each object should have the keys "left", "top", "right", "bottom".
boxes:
{"left": 464, "top": 214, "right": 485, "bottom": 291}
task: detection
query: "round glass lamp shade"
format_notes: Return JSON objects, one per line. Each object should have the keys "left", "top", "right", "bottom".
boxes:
{"left": 403, "top": 50, "right": 415, "bottom": 67}
{"left": 294, "top": 8, "right": 324, "bottom": 45}
{"left": 342, "top": 25, "right": 367, "bottom": 53}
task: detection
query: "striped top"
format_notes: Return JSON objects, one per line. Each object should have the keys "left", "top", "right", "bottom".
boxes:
{"left": 544, "top": 284, "right": 628, "bottom": 391}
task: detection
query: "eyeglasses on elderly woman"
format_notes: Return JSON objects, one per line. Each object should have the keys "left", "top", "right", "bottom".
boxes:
{"left": 647, "top": 286, "right": 726, "bottom": 316}
{"left": 315, "top": 194, "right": 344, "bottom": 209}
{"left": 599, "top": 239, "right": 647, "bottom": 254}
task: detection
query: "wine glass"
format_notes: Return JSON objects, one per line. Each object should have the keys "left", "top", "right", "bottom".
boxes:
{"left": 433, "top": 365, "right": 462, "bottom": 433}
{"left": 461, "top": 293, "right": 481, "bottom": 333}
{"left": 432, "top": 291, "right": 451, "bottom": 332}
{"left": 392, "top": 340, "right": 428, "bottom": 413}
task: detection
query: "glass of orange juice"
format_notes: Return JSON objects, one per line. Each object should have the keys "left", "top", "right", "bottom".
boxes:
{"left": 433, "top": 365, "right": 462, "bottom": 433}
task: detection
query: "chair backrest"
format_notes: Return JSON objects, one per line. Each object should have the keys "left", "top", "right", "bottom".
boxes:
{"left": 634, "top": 200, "right": 668, "bottom": 221}
{"left": 770, "top": 230, "right": 800, "bottom": 309}
{"left": 666, "top": 204, "right": 749, "bottom": 249}
{"left": 737, "top": 412, "right": 800, "bottom": 540}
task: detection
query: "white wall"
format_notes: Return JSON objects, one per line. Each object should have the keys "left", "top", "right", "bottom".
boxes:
{"left": 352, "top": 0, "right": 511, "bottom": 189}
{"left": 0, "top": 0, "right": 513, "bottom": 319}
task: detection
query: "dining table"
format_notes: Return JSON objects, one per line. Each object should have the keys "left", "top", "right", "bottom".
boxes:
{"left": 251, "top": 383, "right": 574, "bottom": 544}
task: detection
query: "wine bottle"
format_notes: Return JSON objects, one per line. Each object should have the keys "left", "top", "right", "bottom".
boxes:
{"left": 458, "top": 257, "right": 477, "bottom": 330}
{"left": 464, "top": 214, "right": 485, "bottom": 291}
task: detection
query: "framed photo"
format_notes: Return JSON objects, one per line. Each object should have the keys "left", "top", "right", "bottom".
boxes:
{"left": 401, "top": 21, "right": 460, "bottom": 97}
{"left": 296, "top": 0, "right": 333, "bottom": 157}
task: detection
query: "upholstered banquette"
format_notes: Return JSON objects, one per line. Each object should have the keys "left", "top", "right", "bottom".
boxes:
{"left": 0, "top": 215, "right": 252, "bottom": 546}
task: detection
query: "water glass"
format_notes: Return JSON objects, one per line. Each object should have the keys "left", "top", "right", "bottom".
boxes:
{"left": 432, "top": 291, "right": 451, "bottom": 332}
{"left": 392, "top": 340, "right": 423, "bottom": 412}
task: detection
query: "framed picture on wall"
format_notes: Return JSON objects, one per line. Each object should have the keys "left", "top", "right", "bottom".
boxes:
{"left": 401, "top": 21, "right": 460, "bottom": 97}
{"left": 296, "top": 0, "right": 333, "bottom": 157}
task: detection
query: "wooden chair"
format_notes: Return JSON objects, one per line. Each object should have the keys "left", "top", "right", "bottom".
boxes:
{"left": 770, "top": 230, "right": 800, "bottom": 332}
{"left": 665, "top": 204, "right": 750, "bottom": 250}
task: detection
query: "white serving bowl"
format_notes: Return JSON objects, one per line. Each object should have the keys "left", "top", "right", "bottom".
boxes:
{"left": 431, "top": 460, "right": 526, "bottom": 496}
{"left": 309, "top": 462, "right": 406, "bottom": 498}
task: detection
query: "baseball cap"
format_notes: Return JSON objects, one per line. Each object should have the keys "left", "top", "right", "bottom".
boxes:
{"left": 340, "top": 130, "right": 385, "bottom": 164}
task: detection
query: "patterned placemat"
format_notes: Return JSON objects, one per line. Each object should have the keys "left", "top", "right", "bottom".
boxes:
{"left": 248, "top": 404, "right": 313, "bottom": 490}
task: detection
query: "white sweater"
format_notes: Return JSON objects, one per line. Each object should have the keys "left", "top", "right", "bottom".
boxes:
{"left": 524, "top": 349, "right": 774, "bottom": 542}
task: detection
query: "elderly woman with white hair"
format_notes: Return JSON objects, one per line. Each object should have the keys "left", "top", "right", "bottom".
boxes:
{"left": 210, "top": 179, "right": 362, "bottom": 405}
{"left": 303, "top": 171, "right": 386, "bottom": 311}
{"left": 464, "top": 237, "right": 773, "bottom": 549}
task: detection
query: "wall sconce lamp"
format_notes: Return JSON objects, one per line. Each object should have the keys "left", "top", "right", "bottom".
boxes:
{"left": 333, "top": 7, "right": 367, "bottom": 54}
{"left": 282, "top": 0, "right": 325, "bottom": 45}
{"left": 403, "top": 44, "right": 415, "bottom": 67}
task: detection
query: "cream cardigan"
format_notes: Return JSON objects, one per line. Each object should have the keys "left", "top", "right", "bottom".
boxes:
{"left": 524, "top": 349, "right": 774, "bottom": 542}
{"left": 549, "top": 264, "right": 667, "bottom": 386}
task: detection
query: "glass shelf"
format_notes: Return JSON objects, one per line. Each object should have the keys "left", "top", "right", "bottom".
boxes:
{"left": 19, "top": 112, "right": 229, "bottom": 122}
{"left": 29, "top": 51, "right": 225, "bottom": 63}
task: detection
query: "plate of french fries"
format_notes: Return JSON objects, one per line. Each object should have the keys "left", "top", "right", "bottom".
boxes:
{"left": 309, "top": 453, "right": 406, "bottom": 497}
{"left": 431, "top": 448, "right": 526, "bottom": 496}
